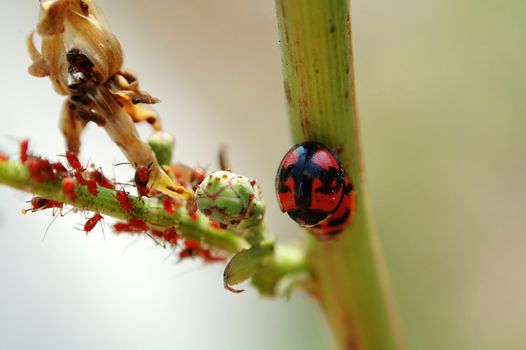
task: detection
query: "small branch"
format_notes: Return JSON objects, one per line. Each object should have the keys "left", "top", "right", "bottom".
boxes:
{"left": 0, "top": 159, "right": 247, "bottom": 253}
{"left": 275, "top": 1, "right": 406, "bottom": 349}
{"left": 0, "top": 158, "right": 307, "bottom": 295}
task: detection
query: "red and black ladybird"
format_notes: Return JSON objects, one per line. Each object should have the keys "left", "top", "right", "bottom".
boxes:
{"left": 308, "top": 173, "right": 356, "bottom": 238}
{"left": 275, "top": 141, "right": 345, "bottom": 227}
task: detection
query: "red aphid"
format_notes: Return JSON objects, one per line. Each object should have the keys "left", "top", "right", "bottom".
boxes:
{"left": 30, "top": 197, "right": 64, "bottom": 211}
{"left": 20, "top": 139, "right": 29, "bottom": 163}
{"left": 74, "top": 171, "right": 86, "bottom": 185}
{"left": 150, "top": 229, "right": 164, "bottom": 238}
{"left": 128, "top": 218, "right": 149, "bottom": 232}
{"left": 51, "top": 162, "right": 68, "bottom": 176}
{"left": 162, "top": 227, "right": 178, "bottom": 243}
{"left": 27, "top": 157, "right": 55, "bottom": 183}
{"left": 116, "top": 189, "right": 133, "bottom": 213}
{"left": 199, "top": 249, "right": 226, "bottom": 263}
{"left": 134, "top": 164, "right": 151, "bottom": 197}
{"left": 171, "top": 166, "right": 188, "bottom": 187}
{"left": 162, "top": 197, "right": 175, "bottom": 214}
{"left": 178, "top": 249, "right": 195, "bottom": 260}
{"left": 136, "top": 185, "right": 149, "bottom": 197}
{"left": 83, "top": 212, "right": 103, "bottom": 234}
{"left": 89, "top": 169, "right": 114, "bottom": 189}
{"left": 113, "top": 221, "right": 132, "bottom": 233}
{"left": 86, "top": 178, "right": 99, "bottom": 196}
{"left": 134, "top": 164, "right": 150, "bottom": 187}
{"left": 184, "top": 239, "right": 201, "bottom": 250}
{"left": 179, "top": 240, "right": 225, "bottom": 262}
{"left": 61, "top": 176, "right": 77, "bottom": 201}
{"left": 65, "top": 151, "right": 82, "bottom": 171}
{"left": 190, "top": 166, "right": 206, "bottom": 190}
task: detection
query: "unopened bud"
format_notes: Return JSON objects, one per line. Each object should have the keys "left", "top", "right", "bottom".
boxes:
{"left": 195, "top": 171, "right": 265, "bottom": 230}
{"left": 148, "top": 131, "right": 175, "bottom": 166}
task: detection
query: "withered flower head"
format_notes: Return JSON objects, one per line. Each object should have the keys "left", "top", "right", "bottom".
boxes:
{"left": 28, "top": 0, "right": 123, "bottom": 95}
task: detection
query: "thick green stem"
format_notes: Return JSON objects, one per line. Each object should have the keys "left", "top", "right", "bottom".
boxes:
{"left": 275, "top": 1, "right": 405, "bottom": 349}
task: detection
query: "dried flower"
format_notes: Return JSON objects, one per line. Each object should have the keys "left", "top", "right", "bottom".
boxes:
{"left": 28, "top": 0, "right": 123, "bottom": 95}
{"left": 27, "top": 0, "right": 194, "bottom": 201}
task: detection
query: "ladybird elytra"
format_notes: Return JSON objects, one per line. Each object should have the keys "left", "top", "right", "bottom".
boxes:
{"left": 275, "top": 141, "right": 345, "bottom": 227}
{"left": 308, "top": 173, "right": 356, "bottom": 238}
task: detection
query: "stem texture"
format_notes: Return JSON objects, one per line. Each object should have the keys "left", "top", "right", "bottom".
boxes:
{"left": 275, "top": 1, "right": 405, "bottom": 349}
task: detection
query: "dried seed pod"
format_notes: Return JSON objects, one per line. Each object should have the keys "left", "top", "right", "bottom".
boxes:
{"left": 195, "top": 171, "right": 265, "bottom": 231}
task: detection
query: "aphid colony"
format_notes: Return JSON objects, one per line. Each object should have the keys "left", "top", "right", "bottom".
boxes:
{"left": 9, "top": 139, "right": 225, "bottom": 263}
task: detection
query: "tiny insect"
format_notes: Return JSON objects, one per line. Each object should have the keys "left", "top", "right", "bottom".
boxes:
{"left": 27, "top": 156, "right": 55, "bottom": 183}
{"left": 179, "top": 240, "right": 225, "bottom": 262}
{"left": 150, "top": 229, "right": 164, "bottom": 238}
{"left": 308, "top": 173, "right": 356, "bottom": 238}
{"left": 162, "top": 227, "right": 179, "bottom": 244}
{"left": 275, "top": 141, "right": 345, "bottom": 227}
{"left": 134, "top": 163, "right": 151, "bottom": 188}
{"left": 116, "top": 189, "right": 134, "bottom": 213}
{"left": 51, "top": 162, "right": 68, "bottom": 176}
{"left": 86, "top": 178, "right": 99, "bottom": 196}
{"left": 20, "top": 139, "right": 29, "bottom": 163}
{"left": 162, "top": 197, "right": 176, "bottom": 214}
{"left": 24, "top": 197, "right": 64, "bottom": 213}
{"left": 127, "top": 218, "right": 149, "bottom": 232}
{"left": 65, "top": 151, "right": 83, "bottom": 171}
{"left": 89, "top": 168, "right": 114, "bottom": 189}
{"left": 113, "top": 221, "right": 132, "bottom": 233}
{"left": 74, "top": 171, "right": 87, "bottom": 185}
{"left": 134, "top": 163, "right": 152, "bottom": 197}
{"left": 190, "top": 166, "right": 206, "bottom": 190}
{"left": 83, "top": 212, "right": 103, "bottom": 234}
{"left": 0, "top": 151, "right": 9, "bottom": 162}
{"left": 62, "top": 176, "right": 77, "bottom": 201}
{"left": 178, "top": 239, "right": 202, "bottom": 260}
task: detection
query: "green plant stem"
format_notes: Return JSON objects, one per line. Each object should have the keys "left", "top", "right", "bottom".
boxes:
{"left": 275, "top": 1, "right": 405, "bottom": 349}
{"left": 0, "top": 159, "right": 306, "bottom": 294}
{"left": 0, "top": 160, "right": 247, "bottom": 253}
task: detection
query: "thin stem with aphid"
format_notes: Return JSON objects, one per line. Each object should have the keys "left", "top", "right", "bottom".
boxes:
{"left": 0, "top": 159, "right": 246, "bottom": 253}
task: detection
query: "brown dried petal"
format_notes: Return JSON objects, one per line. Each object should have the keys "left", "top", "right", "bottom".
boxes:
{"left": 113, "top": 93, "right": 162, "bottom": 130}
{"left": 88, "top": 86, "right": 192, "bottom": 200}
{"left": 27, "top": 33, "right": 51, "bottom": 77}
{"left": 60, "top": 99, "right": 87, "bottom": 154}
{"left": 64, "top": 11, "right": 123, "bottom": 85}
{"left": 41, "top": 34, "right": 70, "bottom": 95}
{"left": 37, "top": 0, "right": 68, "bottom": 35}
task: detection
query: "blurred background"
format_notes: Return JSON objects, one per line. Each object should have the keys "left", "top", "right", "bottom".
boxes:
{"left": 0, "top": 1, "right": 524, "bottom": 349}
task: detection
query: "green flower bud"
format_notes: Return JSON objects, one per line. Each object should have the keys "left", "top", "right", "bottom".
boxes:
{"left": 195, "top": 171, "right": 265, "bottom": 231}
{"left": 148, "top": 131, "right": 175, "bottom": 166}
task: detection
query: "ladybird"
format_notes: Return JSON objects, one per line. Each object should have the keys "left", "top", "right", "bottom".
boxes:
{"left": 275, "top": 141, "right": 345, "bottom": 227}
{"left": 308, "top": 173, "right": 356, "bottom": 238}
